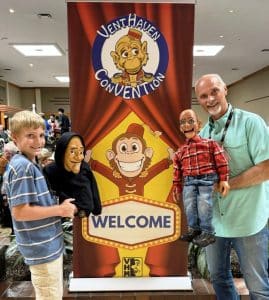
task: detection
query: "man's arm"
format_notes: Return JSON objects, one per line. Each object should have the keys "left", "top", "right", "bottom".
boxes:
{"left": 229, "top": 159, "right": 269, "bottom": 190}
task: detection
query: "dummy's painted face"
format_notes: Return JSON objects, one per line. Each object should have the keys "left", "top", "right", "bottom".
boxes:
{"left": 179, "top": 110, "right": 200, "bottom": 139}
{"left": 64, "top": 136, "right": 84, "bottom": 174}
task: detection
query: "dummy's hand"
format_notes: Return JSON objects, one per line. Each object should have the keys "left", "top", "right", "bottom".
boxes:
{"left": 218, "top": 181, "right": 230, "bottom": 197}
{"left": 167, "top": 148, "right": 175, "bottom": 161}
{"left": 59, "top": 198, "right": 77, "bottom": 219}
{"left": 173, "top": 188, "right": 181, "bottom": 204}
{"left": 84, "top": 149, "right": 92, "bottom": 163}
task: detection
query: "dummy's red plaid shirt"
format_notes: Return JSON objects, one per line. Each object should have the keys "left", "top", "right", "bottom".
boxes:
{"left": 173, "top": 135, "right": 229, "bottom": 192}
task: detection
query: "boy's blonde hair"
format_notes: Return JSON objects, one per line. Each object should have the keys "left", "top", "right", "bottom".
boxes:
{"left": 10, "top": 110, "right": 45, "bottom": 135}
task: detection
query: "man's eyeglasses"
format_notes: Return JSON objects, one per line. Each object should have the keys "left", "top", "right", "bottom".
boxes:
{"left": 179, "top": 119, "right": 196, "bottom": 126}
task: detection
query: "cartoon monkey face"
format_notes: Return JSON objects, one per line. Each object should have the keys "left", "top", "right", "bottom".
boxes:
{"left": 111, "top": 36, "right": 148, "bottom": 75}
{"left": 107, "top": 134, "right": 153, "bottom": 178}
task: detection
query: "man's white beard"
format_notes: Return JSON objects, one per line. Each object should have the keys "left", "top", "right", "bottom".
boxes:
{"left": 207, "top": 104, "right": 222, "bottom": 118}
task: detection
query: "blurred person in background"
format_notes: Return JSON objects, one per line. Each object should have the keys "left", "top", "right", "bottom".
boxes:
{"left": 0, "top": 141, "right": 19, "bottom": 232}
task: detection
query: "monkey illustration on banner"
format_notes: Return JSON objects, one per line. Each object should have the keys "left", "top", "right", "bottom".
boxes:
{"left": 110, "top": 28, "right": 154, "bottom": 87}
{"left": 90, "top": 123, "right": 173, "bottom": 196}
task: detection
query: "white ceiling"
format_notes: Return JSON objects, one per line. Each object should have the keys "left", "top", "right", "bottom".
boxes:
{"left": 0, "top": 0, "right": 268, "bottom": 88}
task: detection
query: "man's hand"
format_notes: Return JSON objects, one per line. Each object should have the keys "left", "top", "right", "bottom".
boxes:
{"left": 218, "top": 181, "right": 230, "bottom": 197}
{"left": 60, "top": 198, "right": 77, "bottom": 219}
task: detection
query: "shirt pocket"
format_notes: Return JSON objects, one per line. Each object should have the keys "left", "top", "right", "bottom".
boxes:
{"left": 224, "top": 135, "right": 254, "bottom": 177}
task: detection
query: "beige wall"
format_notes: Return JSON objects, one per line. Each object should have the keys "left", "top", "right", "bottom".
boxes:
{"left": 40, "top": 87, "right": 70, "bottom": 116}
{"left": 0, "top": 79, "right": 7, "bottom": 104}
{"left": 7, "top": 83, "right": 21, "bottom": 106}
{"left": 21, "top": 88, "right": 37, "bottom": 111}
{"left": 228, "top": 67, "right": 269, "bottom": 125}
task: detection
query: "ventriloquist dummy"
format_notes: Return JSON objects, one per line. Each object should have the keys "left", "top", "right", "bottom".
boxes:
{"left": 44, "top": 132, "right": 101, "bottom": 217}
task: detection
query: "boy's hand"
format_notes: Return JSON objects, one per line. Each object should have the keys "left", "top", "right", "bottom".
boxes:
{"left": 60, "top": 198, "right": 77, "bottom": 218}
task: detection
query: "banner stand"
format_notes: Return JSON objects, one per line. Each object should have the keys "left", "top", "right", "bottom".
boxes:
{"left": 68, "top": 274, "right": 192, "bottom": 292}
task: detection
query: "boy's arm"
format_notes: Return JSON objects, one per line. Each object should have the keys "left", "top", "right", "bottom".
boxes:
{"left": 11, "top": 198, "right": 77, "bottom": 221}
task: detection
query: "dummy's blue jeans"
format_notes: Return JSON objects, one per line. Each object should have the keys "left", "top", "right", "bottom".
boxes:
{"left": 206, "top": 225, "right": 269, "bottom": 300}
{"left": 182, "top": 173, "right": 217, "bottom": 234}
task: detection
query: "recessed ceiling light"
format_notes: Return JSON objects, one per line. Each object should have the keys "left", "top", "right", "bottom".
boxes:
{"left": 10, "top": 43, "right": 63, "bottom": 56}
{"left": 193, "top": 45, "right": 224, "bottom": 56}
{"left": 54, "top": 76, "right": 70, "bottom": 83}
{"left": 9, "top": 8, "right": 15, "bottom": 14}
{"left": 29, "top": 63, "right": 34, "bottom": 67}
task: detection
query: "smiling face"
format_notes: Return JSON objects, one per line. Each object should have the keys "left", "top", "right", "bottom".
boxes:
{"left": 179, "top": 109, "right": 201, "bottom": 139}
{"left": 64, "top": 136, "right": 84, "bottom": 174}
{"left": 195, "top": 74, "right": 228, "bottom": 120}
{"left": 12, "top": 126, "right": 45, "bottom": 161}
{"left": 114, "top": 136, "right": 146, "bottom": 178}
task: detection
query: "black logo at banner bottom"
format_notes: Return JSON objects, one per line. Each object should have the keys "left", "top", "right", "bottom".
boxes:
{"left": 123, "top": 257, "right": 143, "bottom": 277}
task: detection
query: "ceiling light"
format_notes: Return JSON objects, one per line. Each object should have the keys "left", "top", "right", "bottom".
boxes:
{"left": 9, "top": 8, "right": 15, "bottom": 14}
{"left": 10, "top": 43, "right": 63, "bottom": 56}
{"left": 54, "top": 76, "right": 70, "bottom": 83}
{"left": 193, "top": 45, "right": 224, "bottom": 56}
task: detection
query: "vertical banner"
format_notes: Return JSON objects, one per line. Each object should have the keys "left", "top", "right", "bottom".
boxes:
{"left": 68, "top": 1, "right": 194, "bottom": 278}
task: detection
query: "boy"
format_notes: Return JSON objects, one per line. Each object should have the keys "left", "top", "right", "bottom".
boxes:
{"left": 173, "top": 109, "right": 229, "bottom": 247}
{"left": 3, "top": 110, "right": 77, "bottom": 300}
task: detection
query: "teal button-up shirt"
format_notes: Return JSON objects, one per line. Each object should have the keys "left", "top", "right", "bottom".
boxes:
{"left": 200, "top": 104, "right": 269, "bottom": 237}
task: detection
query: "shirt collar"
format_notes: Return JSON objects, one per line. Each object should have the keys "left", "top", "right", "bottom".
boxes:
{"left": 186, "top": 135, "right": 202, "bottom": 143}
